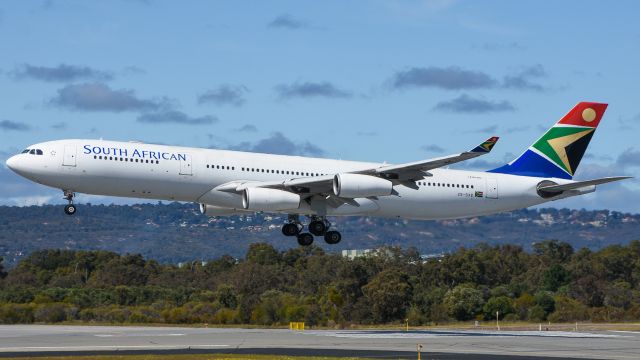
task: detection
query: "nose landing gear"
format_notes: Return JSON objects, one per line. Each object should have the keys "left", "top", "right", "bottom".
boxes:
{"left": 63, "top": 190, "right": 76, "bottom": 215}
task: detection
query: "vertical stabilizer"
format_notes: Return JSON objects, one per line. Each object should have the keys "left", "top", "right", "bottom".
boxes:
{"left": 489, "top": 102, "right": 607, "bottom": 179}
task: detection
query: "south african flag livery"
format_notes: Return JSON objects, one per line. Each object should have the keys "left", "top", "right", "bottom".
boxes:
{"left": 489, "top": 102, "right": 607, "bottom": 179}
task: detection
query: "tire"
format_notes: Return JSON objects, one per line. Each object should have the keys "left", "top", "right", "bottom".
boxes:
{"left": 64, "top": 204, "right": 76, "bottom": 215}
{"left": 282, "top": 223, "right": 300, "bottom": 236}
{"left": 308, "top": 220, "right": 327, "bottom": 236}
{"left": 324, "top": 230, "right": 341, "bottom": 245}
{"left": 297, "top": 233, "right": 314, "bottom": 246}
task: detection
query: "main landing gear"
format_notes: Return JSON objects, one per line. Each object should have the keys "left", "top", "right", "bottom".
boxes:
{"left": 282, "top": 215, "right": 342, "bottom": 246}
{"left": 63, "top": 190, "right": 76, "bottom": 215}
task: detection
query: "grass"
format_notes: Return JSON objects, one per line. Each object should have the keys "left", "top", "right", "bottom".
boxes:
{"left": 0, "top": 355, "right": 374, "bottom": 360}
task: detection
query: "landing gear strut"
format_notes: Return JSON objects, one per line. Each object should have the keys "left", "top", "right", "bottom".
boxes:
{"left": 63, "top": 190, "right": 76, "bottom": 216}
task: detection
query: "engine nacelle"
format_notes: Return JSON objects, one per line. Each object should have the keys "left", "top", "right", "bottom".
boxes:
{"left": 199, "top": 204, "right": 248, "bottom": 216}
{"left": 242, "top": 187, "right": 301, "bottom": 211}
{"left": 333, "top": 173, "right": 393, "bottom": 198}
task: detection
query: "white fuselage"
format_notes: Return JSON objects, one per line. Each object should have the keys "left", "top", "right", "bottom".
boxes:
{"left": 6, "top": 139, "right": 585, "bottom": 220}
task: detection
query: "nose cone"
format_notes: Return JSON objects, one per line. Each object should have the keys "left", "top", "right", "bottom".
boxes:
{"left": 5, "top": 155, "right": 18, "bottom": 172}
{"left": 5, "top": 155, "right": 29, "bottom": 178}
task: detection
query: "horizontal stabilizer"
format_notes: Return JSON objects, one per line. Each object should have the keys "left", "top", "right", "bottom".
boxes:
{"left": 538, "top": 176, "right": 632, "bottom": 194}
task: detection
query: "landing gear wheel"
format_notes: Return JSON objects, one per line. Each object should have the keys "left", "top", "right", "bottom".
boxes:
{"left": 324, "top": 230, "right": 342, "bottom": 245}
{"left": 63, "top": 190, "right": 76, "bottom": 215}
{"left": 64, "top": 204, "right": 76, "bottom": 216}
{"left": 308, "top": 220, "right": 328, "bottom": 236}
{"left": 297, "top": 233, "right": 314, "bottom": 246}
{"left": 282, "top": 223, "right": 301, "bottom": 236}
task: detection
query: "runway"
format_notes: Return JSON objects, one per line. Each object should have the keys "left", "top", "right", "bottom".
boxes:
{"left": 1, "top": 325, "right": 639, "bottom": 359}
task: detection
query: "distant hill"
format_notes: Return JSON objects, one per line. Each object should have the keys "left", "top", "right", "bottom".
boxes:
{"left": 0, "top": 203, "right": 638, "bottom": 266}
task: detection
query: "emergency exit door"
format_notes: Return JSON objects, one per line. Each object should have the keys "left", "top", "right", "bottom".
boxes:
{"left": 63, "top": 145, "right": 77, "bottom": 167}
{"left": 486, "top": 178, "right": 498, "bottom": 199}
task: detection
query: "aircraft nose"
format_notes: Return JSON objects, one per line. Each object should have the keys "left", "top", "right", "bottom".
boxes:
{"left": 5, "top": 155, "right": 18, "bottom": 171}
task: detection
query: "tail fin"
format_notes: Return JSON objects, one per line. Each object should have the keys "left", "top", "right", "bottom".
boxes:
{"left": 489, "top": 102, "right": 608, "bottom": 179}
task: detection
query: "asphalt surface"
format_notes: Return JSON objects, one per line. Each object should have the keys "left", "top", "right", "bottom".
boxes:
{"left": 0, "top": 325, "right": 639, "bottom": 359}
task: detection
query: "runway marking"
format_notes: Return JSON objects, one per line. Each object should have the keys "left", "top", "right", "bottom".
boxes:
{"left": 94, "top": 333, "right": 186, "bottom": 337}
{"left": 0, "top": 344, "right": 229, "bottom": 351}
{"left": 304, "top": 330, "right": 625, "bottom": 339}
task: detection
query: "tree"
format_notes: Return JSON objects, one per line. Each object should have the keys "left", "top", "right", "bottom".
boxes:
{"left": 533, "top": 240, "right": 573, "bottom": 264}
{"left": 216, "top": 285, "right": 238, "bottom": 309}
{"left": 543, "top": 264, "right": 571, "bottom": 291}
{"left": 362, "top": 269, "right": 412, "bottom": 323}
{"left": 513, "top": 293, "right": 535, "bottom": 320}
{"left": 483, "top": 296, "right": 513, "bottom": 320}
{"left": 443, "top": 284, "right": 483, "bottom": 321}
{"left": 0, "top": 257, "right": 6, "bottom": 279}
{"left": 533, "top": 291, "right": 556, "bottom": 320}
{"left": 245, "top": 243, "right": 280, "bottom": 265}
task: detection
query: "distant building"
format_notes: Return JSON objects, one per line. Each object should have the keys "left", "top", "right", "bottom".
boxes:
{"left": 341, "top": 249, "right": 373, "bottom": 259}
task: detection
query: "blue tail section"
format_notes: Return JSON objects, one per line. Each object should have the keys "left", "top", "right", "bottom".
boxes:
{"left": 488, "top": 150, "right": 573, "bottom": 179}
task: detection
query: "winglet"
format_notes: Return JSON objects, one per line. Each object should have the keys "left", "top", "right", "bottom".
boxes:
{"left": 470, "top": 136, "right": 499, "bottom": 153}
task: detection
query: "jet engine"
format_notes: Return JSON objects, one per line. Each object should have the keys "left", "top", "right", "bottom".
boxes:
{"left": 199, "top": 203, "right": 249, "bottom": 216}
{"left": 242, "top": 187, "right": 301, "bottom": 211}
{"left": 333, "top": 173, "right": 393, "bottom": 198}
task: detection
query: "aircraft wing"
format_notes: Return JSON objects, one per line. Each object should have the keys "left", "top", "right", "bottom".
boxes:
{"left": 216, "top": 136, "right": 499, "bottom": 196}
{"left": 353, "top": 136, "right": 499, "bottom": 181}
{"left": 215, "top": 175, "right": 335, "bottom": 195}
{"left": 537, "top": 176, "right": 632, "bottom": 194}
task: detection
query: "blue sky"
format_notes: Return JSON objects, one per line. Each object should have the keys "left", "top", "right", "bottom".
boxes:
{"left": 1, "top": 0, "right": 639, "bottom": 212}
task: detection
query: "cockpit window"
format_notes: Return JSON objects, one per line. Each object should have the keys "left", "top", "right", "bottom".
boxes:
{"left": 23, "top": 149, "right": 43, "bottom": 155}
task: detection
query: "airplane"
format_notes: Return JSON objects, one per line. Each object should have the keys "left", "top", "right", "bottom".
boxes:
{"left": 4, "top": 101, "right": 631, "bottom": 246}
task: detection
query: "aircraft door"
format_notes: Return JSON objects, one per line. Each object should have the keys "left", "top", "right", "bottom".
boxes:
{"left": 62, "top": 145, "right": 77, "bottom": 167}
{"left": 486, "top": 178, "right": 498, "bottom": 199}
{"left": 179, "top": 153, "right": 192, "bottom": 175}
